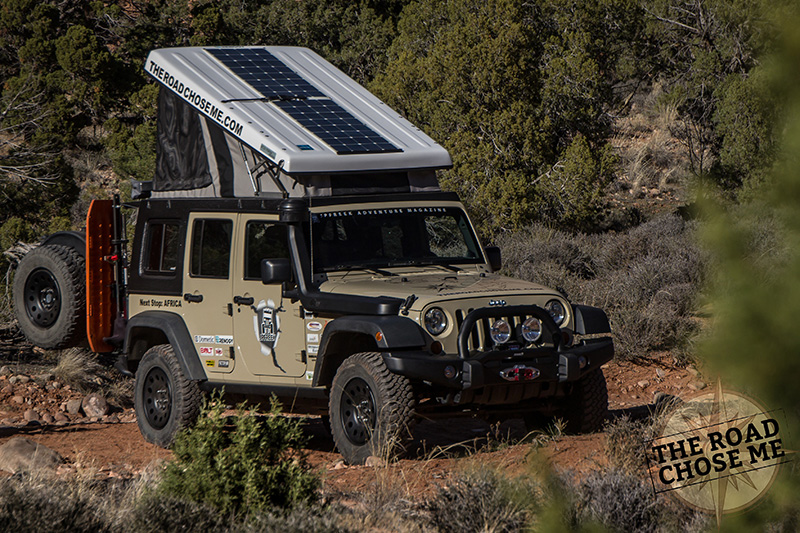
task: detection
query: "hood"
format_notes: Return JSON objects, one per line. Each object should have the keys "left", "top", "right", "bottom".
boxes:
{"left": 317, "top": 269, "right": 558, "bottom": 310}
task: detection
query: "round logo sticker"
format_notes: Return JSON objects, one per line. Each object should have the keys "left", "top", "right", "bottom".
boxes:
{"left": 306, "top": 321, "right": 323, "bottom": 332}
{"left": 647, "top": 381, "right": 790, "bottom": 521}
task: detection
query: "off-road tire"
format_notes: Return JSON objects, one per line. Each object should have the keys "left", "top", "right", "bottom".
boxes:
{"left": 329, "top": 352, "right": 415, "bottom": 465}
{"left": 563, "top": 368, "right": 608, "bottom": 433}
{"left": 134, "top": 344, "right": 201, "bottom": 448}
{"left": 13, "top": 244, "right": 86, "bottom": 349}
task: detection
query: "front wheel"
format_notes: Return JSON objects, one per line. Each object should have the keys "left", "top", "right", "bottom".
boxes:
{"left": 134, "top": 344, "right": 201, "bottom": 448}
{"left": 562, "top": 368, "right": 608, "bottom": 433}
{"left": 329, "top": 352, "right": 414, "bottom": 465}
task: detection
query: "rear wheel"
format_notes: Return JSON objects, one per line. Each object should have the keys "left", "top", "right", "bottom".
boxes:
{"left": 134, "top": 344, "right": 201, "bottom": 448}
{"left": 329, "top": 352, "right": 414, "bottom": 465}
{"left": 13, "top": 245, "right": 85, "bottom": 349}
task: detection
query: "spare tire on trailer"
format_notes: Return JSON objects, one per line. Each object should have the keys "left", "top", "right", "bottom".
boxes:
{"left": 13, "top": 244, "right": 86, "bottom": 349}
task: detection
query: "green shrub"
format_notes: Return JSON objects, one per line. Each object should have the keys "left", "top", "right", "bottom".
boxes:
{"left": 159, "top": 393, "right": 320, "bottom": 517}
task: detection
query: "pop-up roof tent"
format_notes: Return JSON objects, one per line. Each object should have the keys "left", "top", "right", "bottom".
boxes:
{"left": 141, "top": 46, "right": 452, "bottom": 198}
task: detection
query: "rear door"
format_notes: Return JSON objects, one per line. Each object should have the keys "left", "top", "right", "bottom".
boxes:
{"left": 181, "top": 214, "right": 235, "bottom": 374}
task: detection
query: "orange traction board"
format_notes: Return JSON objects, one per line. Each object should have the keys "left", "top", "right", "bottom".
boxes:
{"left": 86, "top": 199, "right": 115, "bottom": 353}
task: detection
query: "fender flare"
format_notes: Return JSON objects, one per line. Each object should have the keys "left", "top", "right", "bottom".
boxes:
{"left": 312, "top": 315, "right": 428, "bottom": 387}
{"left": 572, "top": 304, "right": 612, "bottom": 335}
{"left": 123, "top": 311, "right": 206, "bottom": 381}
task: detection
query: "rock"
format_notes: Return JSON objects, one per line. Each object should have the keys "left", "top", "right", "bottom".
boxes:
{"left": 16, "top": 375, "right": 30, "bottom": 384}
{"left": 81, "top": 394, "right": 109, "bottom": 418}
{"left": 688, "top": 381, "right": 707, "bottom": 391}
{"left": 54, "top": 412, "right": 69, "bottom": 423}
{"left": 0, "top": 366, "right": 11, "bottom": 376}
{"left": 1, "top": 384, "right": 12, "bottom": 394}
{"left": 23, "top": 409, "right": 39, "bottom": 422}
{"left": 106, "top": 413, "right": 120, "bottom": 423}
{"left": 656, "top": 368, "right": 666, "bottom": 379}
{"left": 637, "top": 380, "right": 650, "bottom": 389}
{"left": 0, "top": 437, "right": 63, "bottom": 474}
{"left": 365, "top": 456, "right": 386, "bottom": 468}
{"left": 42, "top": 413, "right": 55, "bottom": 424}
{"left": 66, "top": 399, "right": 82, "bottom": 415}
{"left": 33, "top": 373, "right": 54, "bottom": 382}
{"left": 332, "top": 459, "right": 347, "bottom": 470}
{"left": 12, "top": 395, "right": 24, "bottom": 405}
{"left": 687, "top": 366, "right": 700, "bottom": 377}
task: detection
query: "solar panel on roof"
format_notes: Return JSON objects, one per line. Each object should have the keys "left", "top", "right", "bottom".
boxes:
{"left": 206, "top": 48, "right": 325, "bottom": 100}
{"left": 206, "top": 47, "right": 401, "bottom": 155}
{"left": 274, "top": 100, "right": 401, "bottom": 155}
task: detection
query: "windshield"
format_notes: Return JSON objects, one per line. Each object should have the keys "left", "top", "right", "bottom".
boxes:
{"left": 310, "top": 207, "right": 483, "bottom": 273}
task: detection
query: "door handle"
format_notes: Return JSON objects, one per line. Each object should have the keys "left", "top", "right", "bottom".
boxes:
{"left": 233, "top": 295, "right": 254, "bottom": 306}
{"left": 183, "top": 293, "right": 203, "bottom": 303}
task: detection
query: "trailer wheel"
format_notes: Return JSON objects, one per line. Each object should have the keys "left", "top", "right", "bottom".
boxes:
{"left": 329, "top": 352, "right": 414, "bottom": 465}
{"left": 134, "top": 344, "right": 201, "bottom": 448}
{"left": 13, "top": 245, "right": 86, "bottom": 349}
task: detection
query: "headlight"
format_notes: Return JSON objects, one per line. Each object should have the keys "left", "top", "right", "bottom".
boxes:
{"left": 490, "top": 319, "right": 511, "bottom": 344}
{"left": 545, "top": 299, "right": 567, "bottom": 325}
{"left": 424, "top": 307, "right": 448, "bottom": 336}
{"left": 521, "top": 317, "right": 543, "bottom": 342}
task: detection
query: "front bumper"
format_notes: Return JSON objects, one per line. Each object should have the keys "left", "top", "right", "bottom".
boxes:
{"left": 382, "top": 304, "right": 614, "bottom": 392}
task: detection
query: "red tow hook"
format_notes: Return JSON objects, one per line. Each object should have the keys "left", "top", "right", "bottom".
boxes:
{"left": 499, "top": 365, "right": 541, "bottom": 382}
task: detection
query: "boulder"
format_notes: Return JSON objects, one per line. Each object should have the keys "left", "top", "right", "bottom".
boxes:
{"left": 0, "top": 437, "right": 63, "bottom": 474}
{"left": 66, "top": 399, "right": 82, "bottom": 415}
{"left": 81, "top": 394, "right": 109, "bottom": 418}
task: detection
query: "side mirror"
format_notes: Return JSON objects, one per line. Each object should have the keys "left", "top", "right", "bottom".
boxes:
{"left": 484, "top": 246, "right": 502, "bottom": 272}
{"left": 261, "top": 258, "right": 292, "bottom": 284}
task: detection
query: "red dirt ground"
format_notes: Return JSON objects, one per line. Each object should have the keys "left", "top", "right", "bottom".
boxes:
{"left": 0, "top": 354, "right": 704, "bottom": 498}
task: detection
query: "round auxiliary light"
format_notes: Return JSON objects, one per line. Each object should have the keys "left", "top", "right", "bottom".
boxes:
{"left": 545, "top": 299, "right": 567, "bottom": 326}
{"left": 444, "top": 365, "right": 457, "bottom": 379}
{"left": 490, "top": 319, "right": 511, "bottom": 344}
{"left": 521, "top": 317, "right": 543, "bottom": 343}
{"left": 424, "top": 307, "right": 448, "bottom": 336}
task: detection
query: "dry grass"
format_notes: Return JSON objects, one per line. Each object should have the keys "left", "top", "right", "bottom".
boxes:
{"left": 51, "top": 348, "right": 103, "bottom": 392}
{"left": 499, "top": 214, "right": 706, "bottom": 361}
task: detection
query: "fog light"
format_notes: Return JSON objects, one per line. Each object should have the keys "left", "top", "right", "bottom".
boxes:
{"left": 521, "top": 317, "right": 542, "bottom": 342}
{"left": 430, "top": 341, "right": 443, "bottom": 354}
{"left": 490, "top": 319, "right": 511, "bottom": 344}
{"left": 578, "top": 356, "right": 587, "bottom": 369}
{"left": 444, "top": 365, "right": 457, "bottom": 379}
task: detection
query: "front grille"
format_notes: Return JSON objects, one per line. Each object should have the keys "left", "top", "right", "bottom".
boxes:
{"left": 455, "top": 305, "right": 558, "bottom": 357}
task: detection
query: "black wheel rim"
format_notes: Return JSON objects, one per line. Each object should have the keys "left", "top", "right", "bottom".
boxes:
{"left": 340, "top": 377, "right": 376, "bottom": 445}
{"left": 23, "top": 268, "right": 61, "bottom": 328}
{"left": 143, "top": 367, "right": 172, "bottom": 429}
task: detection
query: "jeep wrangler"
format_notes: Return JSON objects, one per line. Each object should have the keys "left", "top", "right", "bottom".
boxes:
{"left": 12, "top": 46, "right": 613, "bottom": 464}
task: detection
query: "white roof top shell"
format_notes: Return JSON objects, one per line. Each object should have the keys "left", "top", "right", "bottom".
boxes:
{"left": 144, "top": 46, "right": 452, "bottom": 175}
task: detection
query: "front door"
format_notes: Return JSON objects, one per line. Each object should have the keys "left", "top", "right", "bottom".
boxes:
{"left": 231, "top": 215, "right": 306, "bottom": 378}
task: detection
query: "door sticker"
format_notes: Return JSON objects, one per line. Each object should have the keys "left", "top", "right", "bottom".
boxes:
{"left": 252, "top": 299, "right": 284, "bottom": 372}
{"left": 307, "top": 321, "right": 323, "bottom": 332}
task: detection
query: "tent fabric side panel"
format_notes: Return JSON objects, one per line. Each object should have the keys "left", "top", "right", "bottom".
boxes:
{"left": 154, "top": 88, "right": 213, "bottom": 192}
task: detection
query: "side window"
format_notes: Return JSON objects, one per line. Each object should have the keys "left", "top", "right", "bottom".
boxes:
{"left": 244, "top": 222, "right": 289, "bottom": 280}
{"left": 190, "top": 219, "right": 233, "bottom": 278}
{"left": 144, "top": 221, "right": 180, "bottom": 275}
